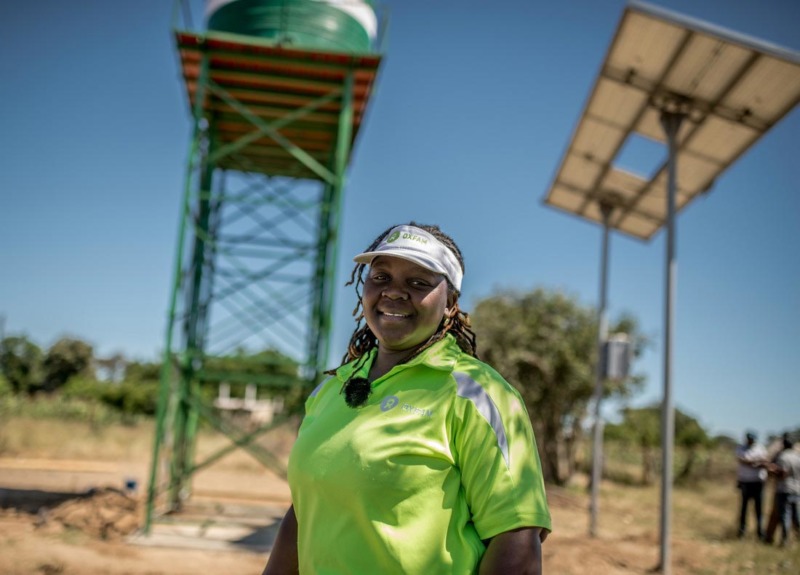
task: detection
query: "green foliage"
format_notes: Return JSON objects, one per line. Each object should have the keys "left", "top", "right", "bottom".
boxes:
{"left": 474, "top": 288, "right": 594, "bottom": 408}
{"left": 712, "top": 434, "right": 738, "bottom": 449}
{"left": 606, "top": 406, "right": 661, "bottom": 448}
{"left": 0, "top": 335, "right": 44, "bottom": 395}
{"left": 600, "top": 436, "right": 737, "bottom": 487}
{"left": 0, "top": 373, "right": 12, "bottom": 396}
{"left": 1, "top": 334, "right": 97, "bottom": 395}
{"left": 607, "top": 405, "right": 710, "bottom": 448}
{"left": 43, "top": 336, "right": 94, "bottom": 392}
{"left": 124, "top": 360, "right": 161, "bottom": 382}
{"left": 0, "top": 331, "right": 306, "bottom": 424}
{"left": 62, "top": 376, "right": 158, "bottom": 416}
{"left": 0, "top": 391, "right": 121, "bottom": 426}
{"left": 61, "top": 376, "right": 104, "bottom": 401}
{"left": 605, "top": 404, "right": 712, "bottom": 484}
{"left": 605, "top": 406, "right": 661, "bottom": 484}
{"left": 472, "top": 287, "right": 648, "bottom": 484}
{"left": 675, "top": 408, "right": 711, "bottom": 449}
{"left": 203, "top": 348, "right": 300, "bottom": 382}
{"left": 116, "top": 379, "right": 159, "bottom": 415}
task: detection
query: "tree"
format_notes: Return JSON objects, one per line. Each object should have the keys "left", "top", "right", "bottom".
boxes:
{"left": 124, "top": 360, "right": 161, "bottom": 382}
{"left": 605, "top": 406, "right": 661, "bottom": 484}
{"left": 674, "top": 408, "right": 711, "bottom": 483}
{"left": 0, "top": 335, "right": 44, "bottom": 395}
{"left": 43, "top": 337, "right": 94, "bottom": 392}
{"left": 605, "top": 405, "right": 711, "bottom": 484}
{"left": 95, "top": 352, "right": 127, "bottom": 382}
{"left": 472, "top": 287, "right": 646, "bottom": 485}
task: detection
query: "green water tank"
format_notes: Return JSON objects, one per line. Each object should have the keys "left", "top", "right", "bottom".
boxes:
{"left": 206, "top": 0, "right": 378, "bottom": 53}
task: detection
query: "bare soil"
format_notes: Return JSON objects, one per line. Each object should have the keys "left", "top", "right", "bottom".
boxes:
{"left": 1, "top": 419, "right": 798, "bottom": 574}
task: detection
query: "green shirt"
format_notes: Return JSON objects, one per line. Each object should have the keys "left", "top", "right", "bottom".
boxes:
{"left": 288, "top": 335, "right": 552, "bottom": 574}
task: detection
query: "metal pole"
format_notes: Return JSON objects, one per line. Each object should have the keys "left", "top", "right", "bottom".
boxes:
{"left": 659, "top": 109, "right": 684, "bottom": 574}
{"left": 144, "top": 48, "right": 211, "bottom": 534}
{"left": 589, "top": 202, "right": 613, "bottom": 537}
{"left": 308, "top": 71, "right": 354, "bottom": 382}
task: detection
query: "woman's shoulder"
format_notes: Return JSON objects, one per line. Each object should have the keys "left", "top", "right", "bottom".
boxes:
{"left": 450, "top": 351, "right": 519, "bottom": 398}
{"left": 309, "top": 374, "right": 340, "bottom": 398}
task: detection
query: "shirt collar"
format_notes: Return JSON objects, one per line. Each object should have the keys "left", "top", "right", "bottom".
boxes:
{"left": 335, "top": 334, "right": 460, "bottom": 381}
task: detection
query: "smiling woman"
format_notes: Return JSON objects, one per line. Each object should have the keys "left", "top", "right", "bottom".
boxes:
{"left": 339, "top": 223, "right": 474, "bottom": 406}
{"left": 262, "top": 222, "right": 552, "bottom": 575}
{"left": 361, "top": 255, "right": 452, "bottom": 370}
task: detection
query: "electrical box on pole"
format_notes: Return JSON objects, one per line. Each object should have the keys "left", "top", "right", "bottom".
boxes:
{"left": 602, "top": 333, "right": 632, "bottom": 381}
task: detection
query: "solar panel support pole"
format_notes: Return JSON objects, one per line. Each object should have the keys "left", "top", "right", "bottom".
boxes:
{"left": 589, "top": 201, "right": 613, "bottom": 537}
{"left": 658, "top": 107, "right": 684, "bottom": 575}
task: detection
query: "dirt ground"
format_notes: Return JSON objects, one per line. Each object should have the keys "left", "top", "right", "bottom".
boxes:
{"left": 0, "top": 457, "right": 286, "bottom": 575}
{"left": 0, "top": 460, "right": 739, "bottom": 575}
{"left": 1, "top": 421, "right": 797, "bottom": 574}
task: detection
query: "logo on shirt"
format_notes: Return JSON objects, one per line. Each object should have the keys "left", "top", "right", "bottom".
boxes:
{"left": 380, "top": 395, "right": 399, "bottom": 411}
{"left": 380, "top": 395, "right": 433, "bottom": 417}
{"left": 401, "top": 403, "right": 433, "bottom": 417}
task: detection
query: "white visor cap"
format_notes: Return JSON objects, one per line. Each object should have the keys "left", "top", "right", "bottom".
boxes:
{"left": 353, "top": 225, "right": 463, "bottom": 291}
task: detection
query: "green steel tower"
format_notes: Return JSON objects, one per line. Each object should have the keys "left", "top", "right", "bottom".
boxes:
{"left": 145, "top": 0, "right": 384, "bottom": 531}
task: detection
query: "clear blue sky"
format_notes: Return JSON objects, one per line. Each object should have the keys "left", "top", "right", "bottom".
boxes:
{"left": 2, "top": 0, "right": 798, "bottom": 440}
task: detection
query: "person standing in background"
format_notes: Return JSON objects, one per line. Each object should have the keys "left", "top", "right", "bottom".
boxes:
{"left": 736, "top": 430, "right": 768, "bottom": 539}
{"left": 765, "top": 434, "right": 800, "bottom": 547}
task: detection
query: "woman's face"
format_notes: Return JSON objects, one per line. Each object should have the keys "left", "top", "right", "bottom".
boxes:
{"left": 362, "top": 255, "right": 454, "bottom": 354}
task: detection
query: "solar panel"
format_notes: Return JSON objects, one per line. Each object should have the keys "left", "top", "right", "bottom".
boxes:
{"left": 543, "top": 0, "right": 800, "bottom": 240}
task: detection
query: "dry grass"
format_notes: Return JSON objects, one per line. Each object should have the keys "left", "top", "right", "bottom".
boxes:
{"left": 546, "top": 473, "right": 799, "bottom": 574}
{"left": 0, "top": 416, "right": 155, "bottom": 461}
{"left": 0, "top": 413, "right": 297, "bottom": 472}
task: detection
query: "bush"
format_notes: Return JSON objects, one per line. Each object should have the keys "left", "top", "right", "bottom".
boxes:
{"left": 62, "top": 376, "right": 106, "bottom": 403}
{"left": 63, "top": 376, "right": 158, "bottom": 417}
{"left": 112, "top": 380, "right": 158, "bottom": 415}
{"left": 0, "top": 373, "right": 12, "bottom": 396}
{"left": 0, "top": 392, "right": 121, "bottom": 427}
{"left": 0, "top": 335, "right": 44, "bottom": 395}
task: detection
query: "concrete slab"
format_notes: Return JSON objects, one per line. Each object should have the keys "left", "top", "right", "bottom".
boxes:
{"left": 129, "top": 500, "right": 288, "bottom": 554}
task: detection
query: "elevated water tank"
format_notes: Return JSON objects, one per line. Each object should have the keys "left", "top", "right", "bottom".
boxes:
{"left": 206, "top": 0, "right": 378, "bottom": 53}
